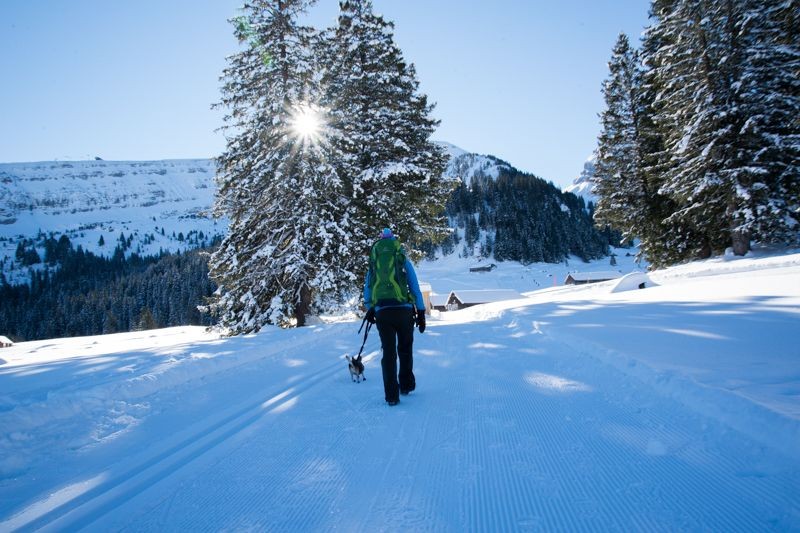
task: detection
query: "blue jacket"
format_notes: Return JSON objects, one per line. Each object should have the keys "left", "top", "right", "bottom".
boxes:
{"left": 364, "top": 256, "right": 425, "bottom": 312}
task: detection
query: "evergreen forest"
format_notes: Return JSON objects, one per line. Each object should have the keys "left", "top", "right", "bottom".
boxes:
{"left": 593, "top": 1, "right": 799, "bottom": 267}
{"left": 432, "top": 166, "right": 619, "bottom": 264}
{"left": 0, "top": 236, "right": 216, "bottom": 341}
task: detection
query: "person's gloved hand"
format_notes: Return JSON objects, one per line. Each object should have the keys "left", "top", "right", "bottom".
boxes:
{"left": 365, "top": 307, "right": 376, "bottom": 324}
{"left": 415, "top": 309, "right": 426, "bottom": 333}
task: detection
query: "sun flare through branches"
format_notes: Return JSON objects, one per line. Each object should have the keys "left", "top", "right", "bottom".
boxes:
{"left": 289, "top": 104, "right": 326, "bottom": 144}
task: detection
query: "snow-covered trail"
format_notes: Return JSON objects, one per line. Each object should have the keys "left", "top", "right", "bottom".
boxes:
{"left": 2, "top": 253, "right": 799, "bottom": 531}
{"left": 3, "top": 318, "right": 796, "bottom": 531}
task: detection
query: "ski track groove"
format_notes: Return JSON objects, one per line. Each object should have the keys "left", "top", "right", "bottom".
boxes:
{"left": 436, "top": 324, "right": 796, "bottom": 531}
{"left": 6, "top": 317, "right": 799, "bottom": 531}
{"left": 122, "top": 362, "right": 386, "bottom": 532}
{"left": 9, "top": 350, "right": 346, "bottom": 533}
{"left": 361, "top": 398, "right": 436, "bottom": 533}
{"left": 534, "top": 330, "right": 792, "bottom": 531}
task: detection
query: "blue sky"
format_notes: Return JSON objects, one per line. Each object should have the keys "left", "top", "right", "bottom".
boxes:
{"left": 0, "top": 1, "right": 650, "bottom": 188}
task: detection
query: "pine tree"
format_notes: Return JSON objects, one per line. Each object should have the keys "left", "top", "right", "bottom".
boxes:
{"left": 209, "top": 0, "right": 354, "bottom": 331}
{"left": 594, "top": 30, "right": 690, "bottom": 267}
{"left": 321, "top": 0, "right": 453, "bottom": 272}
{"left": 645, "top": 0, "right": 800, "bottom": 259}
{"left": 593, "top": 34, "right": 648, "bottom": 244}
{"left": 728, "top": 0, "right": 800, "bottom": 248}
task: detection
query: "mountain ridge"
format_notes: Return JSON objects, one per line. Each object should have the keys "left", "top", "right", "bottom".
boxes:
{"left": 0, "top": 145, "right": 591, "bottom": 281}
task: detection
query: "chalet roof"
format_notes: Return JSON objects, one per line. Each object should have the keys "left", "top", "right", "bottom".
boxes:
{"left": 430, "top": 293, "right": 449, "bottom": 306}
{"left": 566, "top": 271, "right": 623, "bottom": 282}
{"left": 450, "top": 289, "right": 523, "bottom": 304}
{"left": 0, "top": 335, "right": 13, "bottom": 345}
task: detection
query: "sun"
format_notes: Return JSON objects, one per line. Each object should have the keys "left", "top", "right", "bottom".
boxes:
{"left": 289, "top": 104, "right": 324, "bottom": 142}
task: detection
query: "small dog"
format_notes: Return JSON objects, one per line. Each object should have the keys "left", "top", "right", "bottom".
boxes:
{"left": 346, "top": 354, "right": 366, "bottom": 383}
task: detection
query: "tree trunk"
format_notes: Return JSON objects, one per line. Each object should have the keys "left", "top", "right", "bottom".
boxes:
{"left": 294, "top": 284, "right": 312, "bottom": 327}
{"left": 731, "top": 228, "right": 750, "bottom": 256}
{"left": 697, "top": 236, "right": 712, "bottom": 260}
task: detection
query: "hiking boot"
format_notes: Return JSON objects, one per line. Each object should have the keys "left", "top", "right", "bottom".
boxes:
{"left": 400, "top": 384, "right": 415, "bottom": 395}
{"left": 387, "top": 399, "right": 399, "bottom": 406}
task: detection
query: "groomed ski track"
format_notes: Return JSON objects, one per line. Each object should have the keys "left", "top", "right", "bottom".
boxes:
{"left": 2, "top": 307, "right": 797, "bottom": 532}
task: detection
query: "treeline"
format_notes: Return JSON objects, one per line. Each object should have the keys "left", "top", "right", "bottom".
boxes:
{"left": 594, "top": 1, "right": 799, "bottom": 267}
{"left": 428, "top": 168, "right": 619, "bottom": 264}
{"left": 0, "top": 238, "right": 217, "bottom": 341}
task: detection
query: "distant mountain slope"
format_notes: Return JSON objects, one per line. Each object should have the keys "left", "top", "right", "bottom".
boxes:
{"left": 0, "top": 146, "right": 603, "bottom": 281}
{"left": 439, "top": 156, "right": 611, "bottom": 263}
{"left": 436, "top": 142, "right": 512, "bottom": 186}
{"left": 0, "top": 159, "right": 215, "bottom": 222}
{"left": 0, "top": 159, "right": 224, "bottom": 279}
{"left": 0, "top": 145, "right": 511, "bottom": 266}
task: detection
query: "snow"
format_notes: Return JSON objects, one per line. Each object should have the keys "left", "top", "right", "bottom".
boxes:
{"left": 1, "top": 249, "right": 800, "bottom": 530}
{"left": 564, "top": 156, "right": 597, "bottom": 204}
{"left": 434, "top": 141, "right": 469, "bottom": 161}
{"left": 441, "top": 148, "right": 511, "bottom": 186}
{"left": 0, "top": 159, "right": 225, "bottom": 281}
{"left": 610, "top": 271, "right": 657, "bottom": 292}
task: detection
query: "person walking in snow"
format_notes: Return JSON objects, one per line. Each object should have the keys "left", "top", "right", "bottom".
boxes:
{"left": 363, "top": 228, "right": 426, "bottom": 406}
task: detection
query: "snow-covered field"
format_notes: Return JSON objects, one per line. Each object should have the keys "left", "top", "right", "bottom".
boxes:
{"left": 1, "top": 250, "right": 799, "bottom": 531}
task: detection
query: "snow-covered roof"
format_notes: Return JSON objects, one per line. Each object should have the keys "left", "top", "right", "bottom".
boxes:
{"left": 449, "top": 289, "right": 523, "bottom": 304}
{"left": 0, "top": 335, "right": 13, "bottom": 345}
{"left": 565, "top": 271, "right": 622, "bottom": 282}
{"left": 430, "top": 293, "right": 449, "bottom": 306}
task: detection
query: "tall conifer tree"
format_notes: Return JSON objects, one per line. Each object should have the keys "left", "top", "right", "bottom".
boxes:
{"left": 210, "top": 0, "right": 354, "bottom": 331}
{"left": 645, "top": 0, "right": 799, "bottom": 259}
{"left": 321, "top": 0, "right": 453, "bottom": 272}
{"left": 593, "top": 34, "right": 647, "bottom": 245}
{"left": 729, "top": 0, "right": 800, "bottom": 247}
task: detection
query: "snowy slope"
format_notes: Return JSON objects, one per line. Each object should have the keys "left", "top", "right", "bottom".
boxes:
{"left": 0, "top": 145, "right": 503, "bottom": 280}
{"left": 0, "top": 159, "right": 224, "bottom": 279}
{"left": 441, "top": 149, "right": 512, "bottom": 186}
{"left": 1, "top": 250, "right": 798, "bottom": 531}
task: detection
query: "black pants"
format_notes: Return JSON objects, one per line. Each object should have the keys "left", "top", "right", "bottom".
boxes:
{"left": 376, "top": 307, "right": 416, "bottom": 402}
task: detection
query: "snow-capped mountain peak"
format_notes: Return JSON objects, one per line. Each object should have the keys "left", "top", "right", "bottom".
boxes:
{"left": 564, "top": 156, "right": 597, "bottom": 204}
{"left": 434, "top": 141, "right": 469, "bottom": 161}
{"left": 437, "top": 142, "right": 513, "bottom": 186}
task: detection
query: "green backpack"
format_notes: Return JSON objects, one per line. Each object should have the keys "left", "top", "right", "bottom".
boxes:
{"left": 369, "top": 238, "right": 413, "bottom": 307}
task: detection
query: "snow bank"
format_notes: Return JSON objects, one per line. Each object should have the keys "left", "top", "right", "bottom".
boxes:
{"left": 610, "top": 271, "right": 657, "bottom": 293}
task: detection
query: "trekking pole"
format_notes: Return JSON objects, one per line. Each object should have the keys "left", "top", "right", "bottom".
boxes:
{"left": 356, "top": 316, "right": 372, "bottom": 357}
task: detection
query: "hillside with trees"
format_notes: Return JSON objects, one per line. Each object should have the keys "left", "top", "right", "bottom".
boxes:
{"left": 0, "top": 237, "right": 216, "bottom": 341}
{"left": 433, "top": 164, "right": 617, "bottom": 264}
